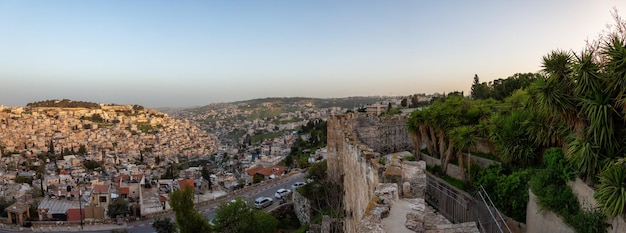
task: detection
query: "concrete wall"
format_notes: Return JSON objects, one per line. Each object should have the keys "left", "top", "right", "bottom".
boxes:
{"left": 421, "top": 153, "right": 462, "bottom": 180}
{"left": 420, "top": 152, "right": 499, "bottom": 180}
{"left": 525, "top": 190, "right": 574, "bottom": 233}
{"left": 568, "top": 178, "right": 626, "bottom": 233}
{"left": 526, "top": 178, "right": 626, "bottom": 233}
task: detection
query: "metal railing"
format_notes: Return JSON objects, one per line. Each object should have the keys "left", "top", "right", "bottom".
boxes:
{"left": 474, "top": 185, "right": 512, "bottom": 233}
{"left": 424, "top": 172, "right": 511, "bottom": 233}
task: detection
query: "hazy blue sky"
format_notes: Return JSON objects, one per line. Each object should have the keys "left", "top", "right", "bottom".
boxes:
{"left": 1, "top": 1, "right": 625, "bottom": 108}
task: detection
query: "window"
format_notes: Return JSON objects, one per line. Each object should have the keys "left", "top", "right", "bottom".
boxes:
{"left": 99, "top": 196, "right": 107, "bottom": 203}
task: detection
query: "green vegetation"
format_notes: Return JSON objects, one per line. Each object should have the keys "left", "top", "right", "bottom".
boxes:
{"left": 251, "top": 131, "right": 287, "bottom": 144}
{"left": 137, "top": 122, "right": 156, "bottom": 134}
{"left": 224, "top": 129, "right": 247, "bottom": 142}
{"left": 169, "top": 185, "right": 211, "bottom": 233}
{"left": 296, "top": 160, "right": 343, "bottom": 231}
{"left": 284, "top": 119, "right": 327, "bottom": 168}
{"left": 107, "top": 198, "right": 129, "bottom": 218}
{"left": 407, "top": 12, "right": 626, "bottom": 229}
{"left": 0, "top": 197, "right": 15, "bottom": 217}
{"left": 474, "top": 164, "right": 532, "bottom": 222}
{"left": 26, "top": 99, "right": 101, "bottom": 109}
{"left": 212, "top": 198, "right": 279, "bottom": 233}
{"left": 152, "top": 217, "right": 177, "bottom": 233}
{"left": 14, "top": 176, "right": 33, "bottom": 185}
{"left": 83, "top": 160, "right": 103, "bottom": 171}
{"left": 471, "top": 73, "right": 540, "bottom": 101}
{"left": 530, "top": 148, "right": 609, "bottom": 232}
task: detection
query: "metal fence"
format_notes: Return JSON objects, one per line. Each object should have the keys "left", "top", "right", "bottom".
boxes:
{"left": 424, "top": 172, "right": 511, "bottom": 233}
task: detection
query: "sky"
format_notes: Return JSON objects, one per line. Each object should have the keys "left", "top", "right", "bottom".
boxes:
{"left": 1, "top": 1, "right": 626, "bottom": 108}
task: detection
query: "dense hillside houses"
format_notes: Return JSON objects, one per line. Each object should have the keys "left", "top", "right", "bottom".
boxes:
{"left": 0, "top": 103, "right": 218, "bottom": 159}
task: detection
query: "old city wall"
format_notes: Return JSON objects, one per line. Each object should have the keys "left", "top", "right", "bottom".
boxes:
{"left": 293, "top": 189, "right": 312, "bottom": 225}
{"left": 327, "top": 114, "right": 420, "bottom": 233}
{"left": 327, "top": 114, "right": 383, "bottom": 233}
{"left": 353, "top": 115, "right": 411, "bottom": 155}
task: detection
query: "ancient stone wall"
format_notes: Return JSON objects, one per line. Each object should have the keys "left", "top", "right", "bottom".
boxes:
{"left": 327, "top": 114, "right": 382, "bottom": 233}
{"left": 293, "top": 189, "right": 312, "bottom": 225}
{"left": 327, "top": 113, "right": 478, "bottom": 233}
{"left": 354, "top": 116, "right": 411, "bottom": 154}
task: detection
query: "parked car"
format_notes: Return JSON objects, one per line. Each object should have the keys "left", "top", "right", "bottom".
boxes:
{"left": 275, "top": 188, "right": 292, "bottom": 199}
{"left": 291, "top": 181, "right": 306, "bottom": 189}
{"left": 254, "top": 197, "right": 273, "bottom": 209}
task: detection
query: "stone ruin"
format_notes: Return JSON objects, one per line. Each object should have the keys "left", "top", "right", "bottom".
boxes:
{"left": 326, "top": 113, "right": 479, "bottom": 233}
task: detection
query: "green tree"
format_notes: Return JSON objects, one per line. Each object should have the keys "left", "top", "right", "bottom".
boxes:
{"left": 0, "top": 197, "right": 15, "bottom": 217}
{"left": 107, "top": 198, "right": 129, "bottom": 218}
{"left": 252, "top": 173, "right": 264, "bottom": 184}
{"left": 201, "top": 166, "right": 213, "bottom": 191}
{"left": 152, "top": 217, "right": 178, "bottom": 233}
{"left": 400, "top": 98, "right": 407, "bottom": 107}
{"left": 83, "top": 160, "right": 102, "bottom": 171}
{"left": 489, "top": 110, "right": 539, "bottom": 167}
{"left": 169, "top": 185, "right": 211, "bottom": 233}
{"left": 307, "top": 160, "right": 327, "bottom": 181}
{"left": 449, "top": 125, "right": 476, "bottom": 181}
{"left": 213, "top": 198, "right": 278, "bottom": 233}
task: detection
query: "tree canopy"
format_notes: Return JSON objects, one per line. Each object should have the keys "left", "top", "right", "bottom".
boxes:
{"left": 212, "top": 198, "right": 278, "bottom": 233}
{"left": 169, "top": 185, "right": 211, "bottom": 233}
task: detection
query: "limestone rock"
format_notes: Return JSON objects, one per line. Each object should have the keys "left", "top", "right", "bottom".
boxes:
{"left": 402, "top": 182, "right": 412, "bottom": 198}
{"left": 405, "top": 212, "right": 425, "bottom": 232}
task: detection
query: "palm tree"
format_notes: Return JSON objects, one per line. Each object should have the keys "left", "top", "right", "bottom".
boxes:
{"left": 407, "top": 112, "right": 423, "bottom": 161}
{"left": 489, "top": 110, "right": 539, "bottom": 167}
{"left": 594, "top": 159, "right": 626, "bottom": 217}
{"left": 449, "top": 125, "right": 477, "bottom": 181}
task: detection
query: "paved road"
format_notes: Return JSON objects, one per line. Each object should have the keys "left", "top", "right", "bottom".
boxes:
{"left": 128, "top": 172, "right": 306, "bottom": 233}
{"left": 0, "top": 172, "right": 305, "bottom": 233}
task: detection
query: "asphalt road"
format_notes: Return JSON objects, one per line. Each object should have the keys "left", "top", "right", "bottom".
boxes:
{"left": 127, "top": 172, "right": 306, "bottom": 233}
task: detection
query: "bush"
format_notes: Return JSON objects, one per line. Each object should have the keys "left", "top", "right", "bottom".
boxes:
{"left": 568, "top": 207, "right": 610, "bottom": 233}
{"left": 474, "top": 165, "right": 531, "bottom": 222}
{"left": 542, "top": 147, "right": 576, "bottom": 180}
{"left": 530, "top": 169, "right": 577, "bottom": 216}
{"left": 529, "top": 151, "right": 609, "bottom": 233}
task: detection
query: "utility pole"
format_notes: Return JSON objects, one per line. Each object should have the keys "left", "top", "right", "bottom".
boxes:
{"left": 79, "top": 190, "right": 83, "bottom": 230}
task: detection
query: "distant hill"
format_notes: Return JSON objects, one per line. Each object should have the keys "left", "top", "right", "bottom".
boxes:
{"left": 166, "top": 96, "right": 391, "bottom": 114}
{"left": 164, "top": 96, "right": 398, "bottom": 145}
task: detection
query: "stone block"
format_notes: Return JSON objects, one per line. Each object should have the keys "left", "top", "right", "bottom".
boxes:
{"left": 402, "top": 181, "right": 412, "bottom": 198}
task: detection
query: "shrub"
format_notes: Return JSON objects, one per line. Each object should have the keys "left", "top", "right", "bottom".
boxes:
{"left": 474, "top": 165, "right": 531, "bottom": 222}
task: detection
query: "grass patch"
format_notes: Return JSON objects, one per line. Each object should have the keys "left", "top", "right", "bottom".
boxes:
{"left": 441, "top": 174, "right": 466, "bottom": 190}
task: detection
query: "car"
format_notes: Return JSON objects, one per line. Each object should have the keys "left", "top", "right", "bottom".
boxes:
{"left": 254, "top": 197, "right": 273, "bottom": 209}
{"left": 291, "top": 181, "right": 306, "bottom": 189}
{"left": 274, "top": 188, "right": 292, "bottom": 199}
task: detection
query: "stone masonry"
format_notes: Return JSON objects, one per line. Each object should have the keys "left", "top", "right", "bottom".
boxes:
{"left": 327, "top": 113, "right": 479, "bottom": 233}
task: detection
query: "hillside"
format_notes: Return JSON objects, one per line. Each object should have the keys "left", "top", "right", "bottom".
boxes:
{"left": 0, "top": 101, "right": 218, "bottom": 161}
{"left": 164, "top": 96, "right": 394, "bottom": 145}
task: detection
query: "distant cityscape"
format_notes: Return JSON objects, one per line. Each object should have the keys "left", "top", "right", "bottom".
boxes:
{"left": 0, "top": 95, "right": 435, "bottom": 229}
